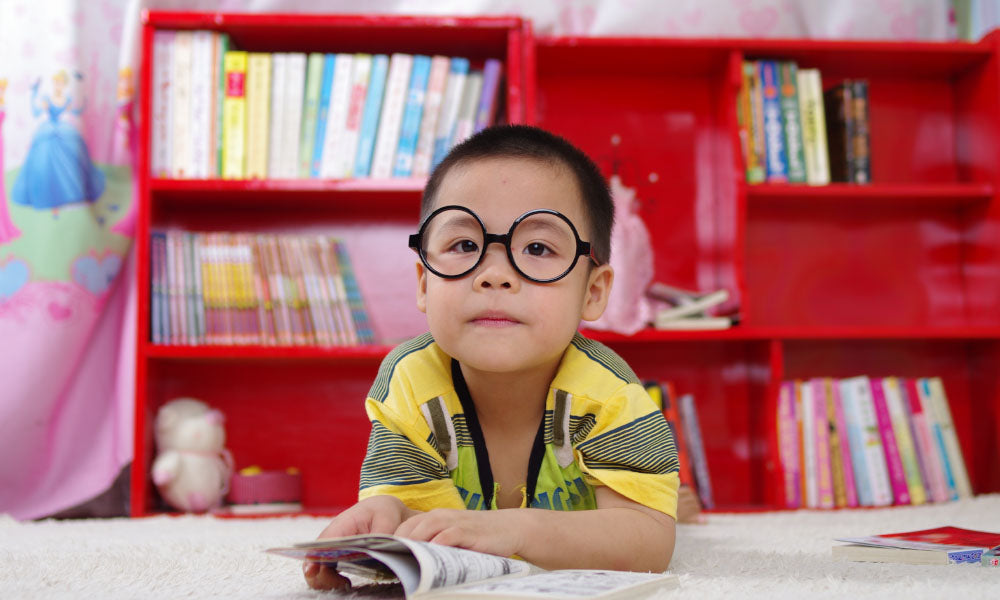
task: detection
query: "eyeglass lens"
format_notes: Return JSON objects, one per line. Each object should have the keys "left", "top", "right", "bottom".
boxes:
{"left": 419, "top": 208, "right": 580, "bottom": 281}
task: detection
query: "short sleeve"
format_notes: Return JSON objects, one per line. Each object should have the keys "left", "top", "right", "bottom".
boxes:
{"left": 573, "top": 383, "right": 680, "bottom": 519}
{"left": 358, "top": 398, "right": 466, "bottom": 511}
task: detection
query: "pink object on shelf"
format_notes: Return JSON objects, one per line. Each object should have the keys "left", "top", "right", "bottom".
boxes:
{"left": 227, "top": 470, "right": 302, "bottom": 505}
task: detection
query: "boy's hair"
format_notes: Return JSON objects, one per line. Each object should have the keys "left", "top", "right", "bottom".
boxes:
{"left": 422, "top": 124, "right": 614, "bottom": 265}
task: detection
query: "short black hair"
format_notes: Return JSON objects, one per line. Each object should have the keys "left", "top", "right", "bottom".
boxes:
{"left": 421, "top": 124, "right": 614, "bottom": 264}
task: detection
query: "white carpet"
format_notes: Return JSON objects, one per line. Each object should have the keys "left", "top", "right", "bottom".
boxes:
{"left": 2, "top": 495, "right": 998, "bottom": 599}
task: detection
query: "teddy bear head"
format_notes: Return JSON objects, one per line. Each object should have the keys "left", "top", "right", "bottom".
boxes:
{"left": 155, "top": 397, "right": 226, "bottom": 454}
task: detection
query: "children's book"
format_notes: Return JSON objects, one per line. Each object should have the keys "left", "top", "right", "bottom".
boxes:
{"left": 833, "top": 526, "right": 1000, "bottom": 565}
{"left": 267, "top": 534, "right": 679, "bottom": 599}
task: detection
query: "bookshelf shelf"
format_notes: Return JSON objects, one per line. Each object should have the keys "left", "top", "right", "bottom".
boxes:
{"left": 142, "top": 343, "right": 394, "bottom": 362}
{"left": 744, "top": 182, "right": 994, "bottom": 207}
{"left": 585, "top": 325, "right": 1000, "bottom": 343}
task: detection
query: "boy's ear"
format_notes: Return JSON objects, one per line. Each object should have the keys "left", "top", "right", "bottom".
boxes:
{"left": 581, "top": 264, "right": 614, "bottom": 322}
{"left": 415, "top": 261, "right": 428, "bottom": 314}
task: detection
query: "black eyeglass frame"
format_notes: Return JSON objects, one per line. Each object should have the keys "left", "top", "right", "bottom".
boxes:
{"left": 408, "top": 204, "right": 600, "bottom": 283}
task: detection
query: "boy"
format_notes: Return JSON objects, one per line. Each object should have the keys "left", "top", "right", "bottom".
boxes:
{"left": 306, "top": 125, "right": 679, "bottom": 590}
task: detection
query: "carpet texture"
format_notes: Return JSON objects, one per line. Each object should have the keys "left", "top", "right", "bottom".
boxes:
{"left": 2, "top": 495, "right": 998, "bottom": 599}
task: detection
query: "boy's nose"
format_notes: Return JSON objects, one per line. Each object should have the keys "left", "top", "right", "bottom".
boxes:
{"left": 473, "top": 246, "right": 519, "bottom": 290}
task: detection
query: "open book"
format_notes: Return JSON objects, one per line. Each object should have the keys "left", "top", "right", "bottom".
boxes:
{"left": 267, "top": 533, "right": 679, "bottom": 599}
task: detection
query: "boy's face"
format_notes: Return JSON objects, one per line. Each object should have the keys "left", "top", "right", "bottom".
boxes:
{"left": 416, "top": 157, "right": 614, "bottom": 375}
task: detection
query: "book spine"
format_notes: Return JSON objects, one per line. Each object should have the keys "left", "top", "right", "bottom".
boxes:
{"left": 823, "top": 378, "right": 848, "bottom": 508}
{"left": 151, "top": 31, "right": 173, "bottom": 178}
{"left": 150, "top": 232, "right": 164, "bottom": 344}
{"left": 189, "top": 31, "right": 214, "bottom": 179}
{"left": 334, "top": 240, "right": 375, "bottom": 343}
{"left": 830, "top": 379, "right": 859, "bottom": 507}
{"left": 298, "top": 53, "right": 325, "bottom": 178}
{"left": 245, "top": 52, "right": 272, "bottom": 179}
{"left": 777, "top": 381, "right": 801, "bottom": 508}
{"left": 213, "top": 34, "right": 229, "bottom": 177}
{"left": 189, "top": 231, "right": 205, "bottom": 344}
{"left": 170, "top": 32, "right": 193, "bottom": 178}
{"left": 918, "top": 378, "right": 958, "bottom": 500}
{"left": 281, "top": 53, "right": 307, "bottom": 179}
{"left": 927, "top": 377, "right": 973, "bottom": 498}
{"left": 660, "top": 382, "right": 694, "bottom": 488}
{"left": 899, "top": 378, "right": 935, "bottom": 502}
{"left": 870, "top": 377, "right": 911, "bottom": 505}
{"left": 206, "top": 33, "right": 220, "bottom": 177}
{"left": 777, "top": 61, "right": 807, "bottom": 183}
{"left": 267, "top": 54, "right": 287, "bottom": 179}
{"left": 393, "top": 54, "right": 432, "bottom": 177}
{"left": 335, "top": 54, "right": 372, "bottom": 178}
{"left": 678, "top": 393, "right": 713, "bottom": 509}
{"left": 799, "top": 380, "right": 818, "bottom": 508}
{"left": 221, "top": 51, "right": 248, "bottom": 179}
{"left": 319, "top": 53, "right": 354, "bottom": 179}
{"left": 311, "top": 54, "right": 336, "bottom": 178}
{"left": 824, "top": 81, "right": 853, "bottom": 183}
{"left": 849, "top": 79, "right": 871, "bottom": 184}
{"left": 837, "top": 377, "right": 873, "bottom": 506}
{"left": 353, "top": 54, "right": 390, "bottom": 178}
{"left": 739, "top": 61, "right": 765, "bottom": 184}
{"left": 882, "top": 377, "right": 926, "bottom": 504}
{"left": 848, "top": 376, "right": 893, "bottom": 506}
{"left": 371, "top": 53, "right": 414, "bottom": 179}
{"left": 810, "top": 378, "right": 834, "bottom": 509}
{"left": 904, "top": 377, "right": 949, "bottom": 502}
{"left": 320, "top": 235, "right": 358, "bottom": 345}
{"left": 796, "top": 69, "right": 830, "bottom": 185}
{"left": 758, "top": 60, "right": 788, "bottom": 183}
{"left": 473, "top": 58, "right": 503, "bottom": 133}
{"left": 183, "top": 231, "right": 199, "bottom": 344}
{"left": 432, "top": 57, "right": 470, "bottom": 169}
{"left": 412, "top": 55, "right": 451, "bottom": 178}
{"left": 450, "top": 70, "right": 484, "bottom": 148}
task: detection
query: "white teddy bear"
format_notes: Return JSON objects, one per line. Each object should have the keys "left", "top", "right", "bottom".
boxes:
{"left": 152, "top": 398, "right": 234, "bottom": 513}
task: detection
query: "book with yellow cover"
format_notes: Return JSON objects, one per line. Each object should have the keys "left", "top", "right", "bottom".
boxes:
{"left": 221, "top": 51, "right": 248, "bottom": 179}
{"left": 245, "top": 52, "right": 272, "bottom": 179}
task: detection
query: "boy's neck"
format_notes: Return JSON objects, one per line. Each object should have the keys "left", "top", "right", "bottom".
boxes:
{"left": 458, "top": 354, "right": 564, "bottom": 428}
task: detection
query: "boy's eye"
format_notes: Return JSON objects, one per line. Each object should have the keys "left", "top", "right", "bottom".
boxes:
{"left": 523, "top": 242, "right": 554, "bottom": 257}
{"left": 448, "top": 239, "right": 480, "bottom": 254}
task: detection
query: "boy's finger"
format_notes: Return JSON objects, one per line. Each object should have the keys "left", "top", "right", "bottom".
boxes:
{"left": 303, "top": 562, "right": 351, "bottom": 590}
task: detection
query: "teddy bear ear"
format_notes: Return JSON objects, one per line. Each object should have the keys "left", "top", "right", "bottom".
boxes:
{"left": 206, "top": 409, "right": 225, "bottom": 426}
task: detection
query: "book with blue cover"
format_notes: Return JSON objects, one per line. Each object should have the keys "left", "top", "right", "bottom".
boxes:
{"left": 353, "top": 54, "right": 390, "bottom": 178}
{"left": 393, "top": 55, "right": 432, "bottom": 177}
{"left": 311, "top": 54, "right": 336, "bottom": 177}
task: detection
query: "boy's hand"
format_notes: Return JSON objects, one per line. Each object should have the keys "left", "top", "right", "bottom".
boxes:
{"left": 305, "top": 495, "right": 417, "bottom": 590}
{"left": 393, "top": 508, "right": 526, "bottom": 558}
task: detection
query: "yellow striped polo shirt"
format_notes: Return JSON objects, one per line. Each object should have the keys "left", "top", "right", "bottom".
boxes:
{"left": 358, "top": 332, "right": 679, "bottom": 519}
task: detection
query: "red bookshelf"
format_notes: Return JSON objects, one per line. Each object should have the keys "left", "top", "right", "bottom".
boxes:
{"left": 133, "top": 12, "right": 1000, "bottom": 516}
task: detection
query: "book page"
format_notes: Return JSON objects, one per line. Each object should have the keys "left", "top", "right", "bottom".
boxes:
{"left": 429, "top": 570, "right": 678, "bottom": 599}
{"left": 397, "top": 538, "right": 533, "bottom": 594}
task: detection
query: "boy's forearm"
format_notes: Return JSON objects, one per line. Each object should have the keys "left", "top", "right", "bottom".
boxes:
{"left": 506, "top": 507, "right": 675, "bottom": 572}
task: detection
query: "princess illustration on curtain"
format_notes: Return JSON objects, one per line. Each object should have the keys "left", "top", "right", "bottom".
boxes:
{"left": 110, "top": 66, "right": 137, "bottom": 236}
{"left": 12, "top": 70, "right": 105, "bottom": 217}
{"left": 0, "top": 78, "right": 22, "bottom": 244}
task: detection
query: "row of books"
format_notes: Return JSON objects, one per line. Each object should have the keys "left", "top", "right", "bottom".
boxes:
{"left": 738, "top": 60, "right": 871, "bottom": 185}
{"left": 645, "top": 381, "right": 714, "bottom": 509}
{"left": 150, "top": 30, "right": 503, "bottom": 181}
{"left": 150, "top": 230, "right": 375, "bottom": 347}
{"left": 777, "top": 376, "right": 972, "bottom": 510}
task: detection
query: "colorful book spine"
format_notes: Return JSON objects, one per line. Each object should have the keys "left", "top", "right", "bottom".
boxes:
{"left": 882, "top": 377, "right": 926, "bottom": 505}
{"left": 796, "top": 68, "right": 830, "bottom": 185}
{"left": 319, "top": 53, "right": 355, "bottom": 179}
{"left": 320, "top": 235, "right": 358, "bottom": 345}
{"left": 810, "top": 378, "right": 834, "bottom": 509}
{"left": 245, "top": 52, "right": 272, "bottom": 179}
{"left": 393, "top": 54, "right": 432, "bottom": 177}
{"left": 849, "top": 79, "right": 871, "bottom": 184}
{"left": 658, "top": 381, "right": 694, "bottom": 488}
{"left": 841, "top": 376, "right": 892, "bottom": 506}
{"left": 926, "top": 377, "right": 973, "bottom": 498}
{"left": 334, "top": 240, "right": 375, "bottom": 343}
{"left": 903, "top": 377, "right": 949, "bottom": 502}
{"left": 189, "top": 31, "right": 214, "bottom": 179}
{"left": 824, "top": 81, "right": 854, "bottom": 183}
{"left": 210, "top": 33, "right": 227, "bottom": 177}
{"left": 353, "top": 54, "right": 390, "bottom": 178}
{"left": 221, "top": 50, "right": 248, "bottom": 179}
{"left": 777, "top": 381, "right": 801, "bottom": 508}
{"left": 371, "top": 53, "right": 415, "bottom": 179}
{"left": 870, "top": 377, "right": 911, "bottom": 505}
{"left": 150, "top": 232, "right": 165, "bottom": 343}
{"left": 188, "top": 232, "right": 205, "bottom": 344}
{"left": 298, "top": 53, "right": 325, "bottom": 178}
{"left": 829, "top": 379, "right": 859, "bottom": 507}
{"left": 311, "top": 53, "right": 336, "bottom": 178}
{"left": 182, "top": 232, "right": 199, "bottom": 344}
{"left": 757, "top": 60, "right": 788, "bottom": 182}
{"left": 473, "top": 58, "right": 503, "bottom": 133}
{"left": 777, "top": 61, "right": 807, "bottom": 183}
{"left": 917, "top": 377, "right": 958, "bottom": 500}
{"left": 151, "top": 31, "right": 174, "bottom": 178}
{"left": 738, "top": 61, "right": 765, "bottom": 184}
{"left": 267, "top": 53, "right": 288, "bottom": 178}
{"left": 170, "top": 31, "right": 193, "bottom": 178}
{"left": 678, "top": 393, "right": 713, "bottom": 509}
{"left": 450, "top": 70, "right": 483, "bottom": 148}
{"left": 432, "top": 57, "right": 470, "bottom": 169}
{"left": 412, "top": 55, "right": 451, "bottom": 178}
{"left": 279, "top": 53, "right": 306, "bottom": 179}
{"left": 822, "top": 378, "right": 847, "bottom": 507}
{"left": 799, "top": 380, "right": 818, "bottom": 508}
{"left": 337, "top": 54, "right": 372, "bottom": 178}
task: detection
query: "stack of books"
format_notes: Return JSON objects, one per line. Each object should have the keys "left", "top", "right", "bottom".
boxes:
{"left": 738, "top": 59, "right": 871, "bottom": 185}
{"left": 777, "top": 376, "right": 972, "bottom": 509}
{"left": 149, "top": 231, "right": 375, "bottom": 347}
{"left": 645, "top": 381, "right": 714, "bottom": 509}
{"left": 150, "top": 30, "right": 503, "bottom": 180}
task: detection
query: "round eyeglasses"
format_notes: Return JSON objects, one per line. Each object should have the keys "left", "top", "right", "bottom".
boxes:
{"left": 408, "top": 205, "right": 600, "bottom": 283}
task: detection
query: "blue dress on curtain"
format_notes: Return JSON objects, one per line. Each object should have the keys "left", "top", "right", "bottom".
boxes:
{"left": 12, "top": 89, "right": 105, "bottom": 210}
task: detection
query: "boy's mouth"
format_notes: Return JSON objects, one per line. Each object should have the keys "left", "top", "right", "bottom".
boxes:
{"left": 470, "top": 311, "right": 521, "bottom": 327}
